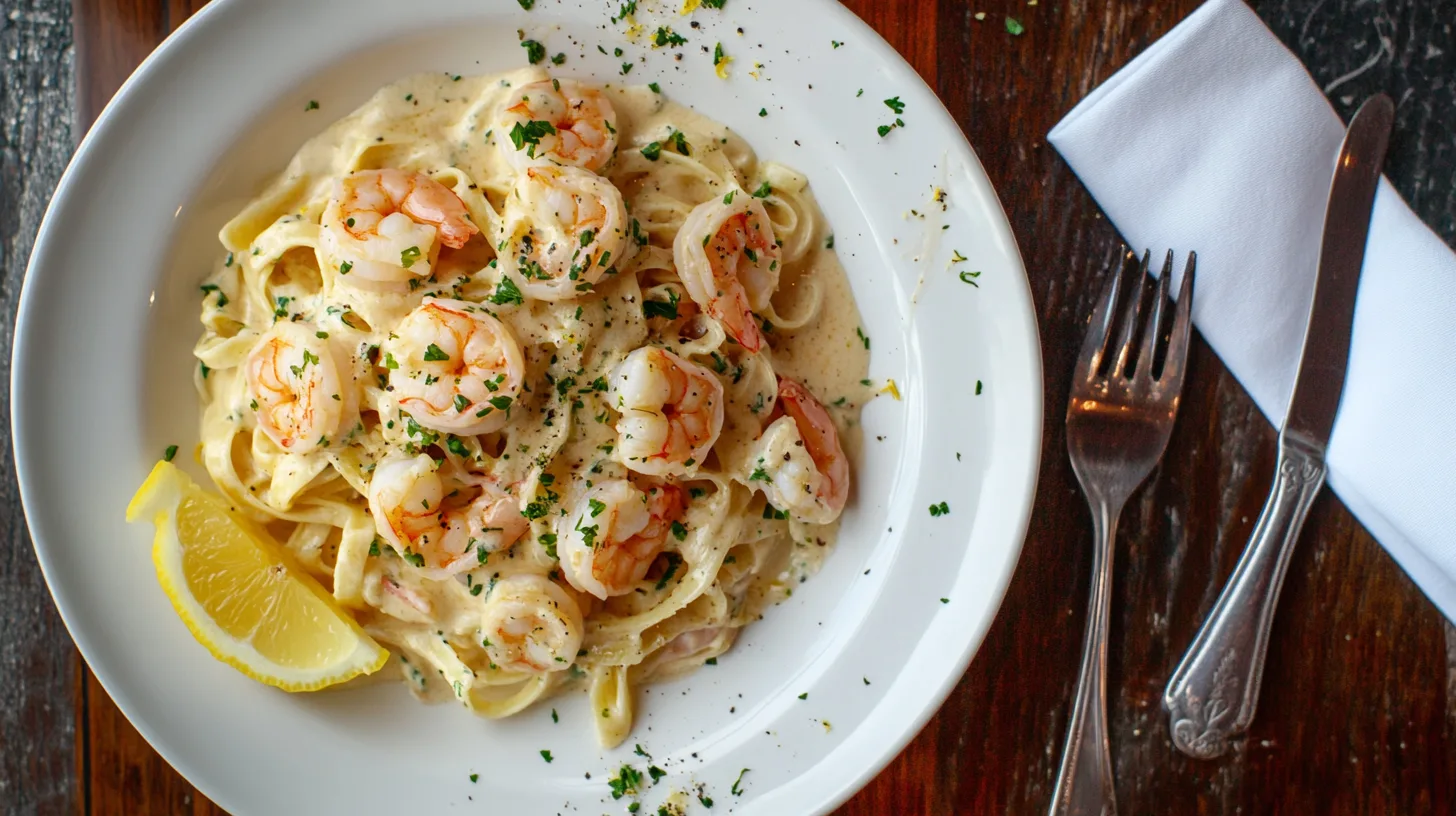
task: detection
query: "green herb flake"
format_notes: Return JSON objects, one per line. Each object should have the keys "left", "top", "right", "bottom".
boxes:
{"left": 856, "top": 327, "right": 870, "bottom": 350}
{"left": 539, "top": 749, "right": 553, "bottom": 763}
{"left": 522, "top": 39, "right": 547, "bottom": 64}
{"left": 469, "top": 772, "right": 480, "bottom": 783}
{"left": 489, "top": 276, "right": 525, "bottom": 306}
{"left": 731, "top": 768, "right": 749, "bottom": 796}
{"left": 608, "top": 765, "right": 644, "bottom": 800}
{"left": 959, "top": 269, "right": 982, "bottom": 287}
{"left": 797, "top": 692, "right": 808, "bottom": 700}
{"left": 423, "top": 343, "right": 450, "bottom": 362}
{"left": 516, "top": 0, "right": 534, "bottom": 8}
{"left": 163, "top": 444, "right": 179, "bottom": 462}
{"left": 551, "top": 52, "right": 566, "bottom": 65}
{"left": 976, "top": 380, "right": 984, "bottom": 395}
{"left": 399, "top": 246, "right": 422, "bottom": 268}
{"left": 929, "top": 501, "right": 950, "bottom": 517}
{"left": 884, "top": 96, "right": 906, "bottom": 114}
{"left": 641, "top": 141, "right": 663, "bottom": 161}
{"left": 751, "top": 181, "right": 772, "bottom": 198}
{"left": 305, "top": 100, "right": 319, "bottom": 111}
{"left": 1006, "top": 16, "right": 1025, "bottom": 35}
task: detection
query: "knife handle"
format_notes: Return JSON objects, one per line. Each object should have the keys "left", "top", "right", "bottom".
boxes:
{"left": 1163, "top": 432, "right": 1326, "bottom": 759}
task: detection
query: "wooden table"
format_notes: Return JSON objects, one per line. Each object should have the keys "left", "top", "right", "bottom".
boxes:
{"left": 4, "top": 0, "right": 1454, "bottom": 812}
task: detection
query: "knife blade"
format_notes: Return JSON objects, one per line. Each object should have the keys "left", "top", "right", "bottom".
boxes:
{"left": 1284, "top": 93, "right": 1394, "bottom": 445}
{"left": 1164, "top": 93, "right": 1394, "bottom": 760}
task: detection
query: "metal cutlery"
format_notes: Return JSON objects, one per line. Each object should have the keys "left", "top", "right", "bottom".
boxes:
{"left": 1163, "top": 93, "right": 1395, "bottom": 760}
{"left": 1051, "top": 248, "right": 1196, "bottom": 816}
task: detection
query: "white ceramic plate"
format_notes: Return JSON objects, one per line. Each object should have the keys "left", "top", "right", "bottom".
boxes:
{"left": 14, "top": 1, "right": 1041, "bottom": 812}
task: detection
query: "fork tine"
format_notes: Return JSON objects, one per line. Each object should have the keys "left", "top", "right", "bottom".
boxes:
{"left": 1072, "top": 247, "right": 1133, "bottom": 383}
{"left": 1135, "top": 250, "right": 1174, "bottom": 382}
{"left": 1159, "top": 252, "right": 1197, "bottom": 390}
{"left": 1110, "top": 250, "right": 1150, "bottom": 378}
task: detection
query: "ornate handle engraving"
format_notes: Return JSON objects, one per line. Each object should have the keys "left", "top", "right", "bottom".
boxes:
{"left": 1164, "top": 433, "right": 1326, "bottom": 759}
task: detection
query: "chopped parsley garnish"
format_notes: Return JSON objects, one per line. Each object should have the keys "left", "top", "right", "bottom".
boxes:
{"left": 701, "top": 0, "right": 726, "bottom": 9}
{"left": 929, "top": 501, "right": 950, "bottom": 517}
{"left": 551, "top": 708, "right": 558, "bottom": 723}
{"left": 163, "top": 444, "right": 178, "bottom": 462}
{"left": 522, "top": 501, "right": 550, "bottom": 520}
{"left": 1006, "top": 16, "right": 1025, "bottom": 35}
{"left": 621, "top": 62, "right": 634, "bottom": 76}
{"left": 489, "top": 395, "right": 513, "bottom": 411}
{"left": 608, "top": 765, "right": 643, "bottom": 799}
{"left": 540, "top": 533, "right": 558, "bottom": 559}
{"left": 647, "top": 765, "right": 666, "bottom": 783}
{"left": 797, "top": 692, "right": 808, "bottom": 700}
{"left": 383, "top": 352, "right": 400, "bottom": 370}
{"left": 402, "top": 548, "right": 426, "bottom": 568}
{"left": 551, "top": 52, "right": 566, "bottom": 65}
{"left": 668, "top": 130, "right": 690, "bottom": 155}
{"left": 825, "top": 234, "right": 835, "bottom": 249}
{"left": 670, "top": 520, "right": 688, "bottom": 541}
{"left": 305, "top": 100, "right": 319, "bottom": 111}
{"left": 589, "top": 498, "right": 607, "bottom": 517}
{"left": 654, "top": 26, "right": 688, "bottom": 47}
{"left": 759, "top": 108, "right": 768, "bottom": 117}
{"left": 712, "top": 42, "right": 726, "bottom": 66}
{"left": 976, "top": 380, "right": 984, "bottom": 395}
{"left": 368, "top": 537, "right": 381, "bottom": 557}
{"left": 199, "top": 283, "right": 228, "bottom": 307}
{"left": 655, "top": 554, "right": 681, "bottom": 589}
{"left": 453, "top": 394, "right": 470, "bottom": 412}
{"left": 509, "top": 119, "right": 557, "bottom": 155}
{"left": 731, "top": 768, "right": 749, "bottom": 796}
{"left": 748, "top": 465, "right": 770, "bottom": 482}
{"left": 339, "top": 260, "right": 352, "bottom": 275}
{"left": 762, "top": 504, "right": 788, "bottom": 520}
{"left": 699, "top": 791, "right": 715, "bottom": 807}
{"left": 832, "top": 40, "right": 843, "bottom": 48}
{"left": 641, "top": 141, "right": 663, "bottom": 161}
{"left": 399, "top": 246, "right": 422, "bottom": 268}
{"left": 469, "top": 772, "right": 480, "bottom": 783}
{"left": 884, "top": 96, "right": 906, "bottom": 114}
{"left": 489, "top": 276, "right": 525, "bottom": 306}
{"left": 539, "top": 749, "right": 553, "bottom": 763}
{"left": 273, "top": 295, "right": 292, "bottom": 319}
{"left": 959, "top": 270, "right": 982, "bottom": 287}
{"left": 751, "top": 181, "right": 772, "bottom": 198}
{"left": 522, "top": 39, "right": 546, "bottom": 64}
{"left": 649, "top": 82, "right": 662, "bottom": 93}
{"left": 423, "top": 343, "right": 450, "bottom": 362}
{"left": 446, "top": 437, "right": 469, "bottom": 457}
{"left": 516, "top": 0, "right": 533, "bottom": 8}
{"left": 643, "top": 289, "right": 680, "bottom": 320}
{"left": 941, "top": 597, "right": 950, "bottom": 604}
{"left": 856, "top": 327, "right": 870, "bottom": 350}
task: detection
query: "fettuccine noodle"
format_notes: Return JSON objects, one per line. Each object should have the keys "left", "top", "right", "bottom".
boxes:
{"left": 192, "top": 67, "right": 869, "bottom": 746}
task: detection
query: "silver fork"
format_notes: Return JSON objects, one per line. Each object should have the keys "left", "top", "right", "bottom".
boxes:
{"left": 1049, "top": 248, "right": 1196, "bottom": 816}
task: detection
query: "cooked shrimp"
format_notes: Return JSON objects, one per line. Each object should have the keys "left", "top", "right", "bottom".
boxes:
{"left": 368, "top": 454, "right": 528, "bottom": 576}
{"left": 673, "top": 193, "right": 781, "bottom": 353}
{"left": 245, "top": 321, "right": 352, "bottom": 454}
{"left": 558, "top": 480, "right": 685, "bottom": 600}
{"left": 497, "top": 165, "right": 628, "bottom": 301}
{"left": 383, "top": 297, "right": 525, "bottom": 435}
{"left": 479, "top": 574, "right": 585, "bottom": 674}
{"left": 498, "top": 79, "right": 618, "bottom": 172}
{"left": 609, "top": 347, "right": 724, "bottom": 477}
{"left": 749, "top": 377, "right": 849, "bottom": 525}
{"left": 318, "top": 169, "right": 478, "bottom": 290}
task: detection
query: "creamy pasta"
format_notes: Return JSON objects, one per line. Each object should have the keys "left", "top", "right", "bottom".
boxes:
{"left": 193, "top": 67, "right": 869, "bottom": 746}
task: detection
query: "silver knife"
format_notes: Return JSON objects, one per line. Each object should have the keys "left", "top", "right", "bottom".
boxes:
{"left": 1163, "top": 93, "right": 1395, "bottom": 760}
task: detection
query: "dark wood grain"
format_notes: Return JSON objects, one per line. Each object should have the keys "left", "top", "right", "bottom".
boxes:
{"left": 0, "top": 0, "right": 1449, "bottom": 813}
{"left": 0, "top": 3, "right": 80, "bottom": 815}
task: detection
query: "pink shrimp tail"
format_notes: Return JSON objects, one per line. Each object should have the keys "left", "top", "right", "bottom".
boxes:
{"left": 776, "top": 377, "right": 850, "bottom": 513}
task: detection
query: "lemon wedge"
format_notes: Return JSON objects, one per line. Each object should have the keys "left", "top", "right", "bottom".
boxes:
{"left": 126, "top": 461, "right": 387, "bottom": 691}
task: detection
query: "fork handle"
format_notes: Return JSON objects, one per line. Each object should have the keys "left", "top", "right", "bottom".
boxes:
{"left": 1163, "top": 433, "right": 1326, "bottom": 759}
{"left": 1049, "top": 497, "right": 1122, "bottom": 816}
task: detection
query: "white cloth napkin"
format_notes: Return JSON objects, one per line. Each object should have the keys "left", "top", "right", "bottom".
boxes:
{"left": 1048, "top": 0, "right": 1456, "bottom": 619}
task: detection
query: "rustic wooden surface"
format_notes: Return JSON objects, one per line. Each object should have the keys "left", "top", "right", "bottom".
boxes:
{"left": 2, "top": 0, "right": 1453, "bottom": 813}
